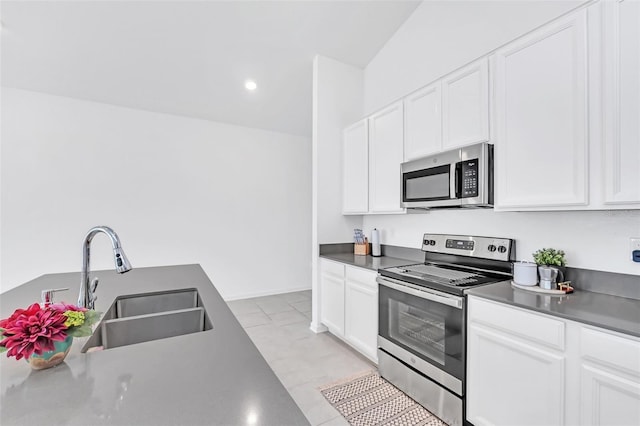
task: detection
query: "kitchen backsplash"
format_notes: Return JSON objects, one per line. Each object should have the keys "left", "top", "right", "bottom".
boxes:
{"left": 361, "top": 209, "right": 640, "bottom": 276}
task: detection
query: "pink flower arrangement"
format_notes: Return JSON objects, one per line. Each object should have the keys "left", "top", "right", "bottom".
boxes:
{"left": 0, "top": 302, "right": 100, "bottom": 360}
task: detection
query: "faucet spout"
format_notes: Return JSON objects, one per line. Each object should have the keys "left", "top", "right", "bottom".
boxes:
{"left": 78, "top": 226, "right": 132, "bottom": 309}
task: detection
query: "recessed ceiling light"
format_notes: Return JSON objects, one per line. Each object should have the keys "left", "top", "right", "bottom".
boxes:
{"left": 245, "top": 80, "right": 257, "bottom": 91}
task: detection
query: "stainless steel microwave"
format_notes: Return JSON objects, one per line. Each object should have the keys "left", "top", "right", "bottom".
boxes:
{"left": 401, "top": 142, "right": 493, "bottom": 209}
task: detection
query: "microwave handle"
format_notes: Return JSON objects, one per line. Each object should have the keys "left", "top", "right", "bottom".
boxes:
{"left": 454, "top": 162, "right": 462, "bottom": 198}
{"left": 450, "top": 163, "right": 457, "bottom": 199}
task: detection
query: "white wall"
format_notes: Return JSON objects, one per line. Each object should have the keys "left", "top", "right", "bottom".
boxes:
{"left": 314, "top": 56, "right": 364, "bottom": 245}
{"left": 1, "top": 88, "right": 312, "bottom": 298}
{"left": 360, "top": 0, "right": 640, "bottom": 276}
{"left": 311, "top": 55, "right": 364, "bottom": 331}
{"left": 364, "top": 0, "right": 585, "bottom": 114}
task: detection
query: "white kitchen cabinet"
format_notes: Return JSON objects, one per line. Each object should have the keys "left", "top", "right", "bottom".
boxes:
{"left": 467, "top": 296, "right": 566, "bottom": 426}
{"left": 342, "top": 119, "right": 369, "bottom": 214}
{"left": 344, "top": 266, "right": 378, "bottom": 362}
{"left": 403, "top": 59, "right": 488, "bottom": 161}
{"left": 442, "top": 58, "right": 489, "bottom": 150}
{"left": 578, "top": 326, "right": 640, "bottom": 426}
{"left": 467, "top": 295, "right": 640, "bottom": 426}
{"left": 602, "top": 0, "right": 640, "bottom": 206}
{"left": 494, "top": 9, "right": 589, "bottom": 210}
{"left": 368, "top": 101, "right": 405, "bottom": 214}
{"left": 319, "top": 259, "right": 345, "bottom": 337}
{"left": 319, "top": 258, "right": 379, "bottom": 363}
{"left": 404, "top": 81, "right": 442, "bottom": 160}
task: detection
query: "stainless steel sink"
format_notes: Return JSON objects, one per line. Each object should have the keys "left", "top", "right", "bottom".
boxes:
{"left": 81, "top": 288, "right": 212, "bottom": 352}
{"left": 116, "top": 289, "right": 199, "bottom": 318}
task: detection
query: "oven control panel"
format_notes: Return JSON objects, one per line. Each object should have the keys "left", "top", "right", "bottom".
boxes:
{"left": 445, "top": 239, "right": 475, "bottom": 251}
{"left": 422, "top": 234, "right": 514, "bottom": 261}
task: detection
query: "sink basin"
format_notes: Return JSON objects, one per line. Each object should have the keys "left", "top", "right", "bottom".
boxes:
{"left": 82, "top": 288, "right": 212, "bottom": 352}
{"left": 116, "top": 289, "right": 199, "bottom": 318}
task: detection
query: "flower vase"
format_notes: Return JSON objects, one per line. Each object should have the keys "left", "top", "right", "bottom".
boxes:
{"left": 27, "top": 335, "right": 73, "bottom": 370}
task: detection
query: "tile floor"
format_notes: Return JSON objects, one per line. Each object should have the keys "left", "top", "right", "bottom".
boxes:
{"left": 227, "top": 290, "right": 375, "bottom": 426}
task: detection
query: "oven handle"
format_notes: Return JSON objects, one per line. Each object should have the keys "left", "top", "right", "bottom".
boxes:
{"left": 377, "top": 276, "right": 464, "bottom": 310}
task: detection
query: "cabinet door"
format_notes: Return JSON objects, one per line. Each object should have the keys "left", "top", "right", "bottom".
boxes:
{"left": 344, "top": 267, "right": 378, "bottom": 363}
{"left": 494, "top": 10, "right": 589, "bottom": 209}
{"left": 602, "top": 0, "right": 640, "bottom": 206}
{"left": 320, "top": 261, "right": 345, "bottom": 336}
{"left": 369, "top": 102, "right": 405, "bottom": 213}
{"left": 442, "top": 58, "right": 489, "bottom": 150}
{"left": 578, "top": 327, "right": 640, "bottom": 426}
{"left": 342, "top": 119, "right": 369, "bottom": 214}
{"left": 467, "top": 326, "right": 566, "bottom": 426}
{"left": 404, "top": 81, "right": 442, "bottom": 160}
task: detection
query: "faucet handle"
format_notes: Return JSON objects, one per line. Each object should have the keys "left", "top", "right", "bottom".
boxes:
{"left": 89, "top": 278, "right": 99, "bottom": 307}
{"left": 90, "top": 277, "right": 99, "bottom": 293}
{"left": 41, "top": 288, "right": 69, "bottom": 306}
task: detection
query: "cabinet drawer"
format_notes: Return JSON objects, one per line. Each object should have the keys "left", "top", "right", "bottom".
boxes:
{"left": 321, "top": 259, "right": 345, "bottom": 278}
{"left": 580, "top": 326, "right": 640, "bottom": 376}
{"left": 345, "top": 266, "right": 377, "bottom": 288}
{"left": 468, "top": 296, "right": 566, "bottom": 351}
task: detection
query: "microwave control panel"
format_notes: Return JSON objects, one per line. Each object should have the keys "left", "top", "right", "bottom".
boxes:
{"left": 461, "top": 159, "right": 479, "bottom": 198}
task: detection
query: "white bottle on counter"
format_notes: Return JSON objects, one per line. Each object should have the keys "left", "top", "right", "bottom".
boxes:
{"left": 371, "top": 228, "right": 381, "bottom": 257}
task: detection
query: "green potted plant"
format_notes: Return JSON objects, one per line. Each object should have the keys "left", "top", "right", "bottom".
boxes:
{"left": 532, "top": 248, "right": 566, "bottom": 267}
{"left": 532, "top": 248, "right": 566, "bottom": 289}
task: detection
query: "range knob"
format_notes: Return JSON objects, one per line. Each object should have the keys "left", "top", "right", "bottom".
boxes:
{"left": 488, "top": 244, "right": 497, "bottom": 252}
{"left": 498, "top": 245, "right": 507, "bottom": 253}
{"left": 430, "top": 240, "right": 436, "bottom": 246}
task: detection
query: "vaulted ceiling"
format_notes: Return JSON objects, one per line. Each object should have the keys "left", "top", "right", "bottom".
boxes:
{"left": 1, "top": 0, "right": 421, "bottom": 136}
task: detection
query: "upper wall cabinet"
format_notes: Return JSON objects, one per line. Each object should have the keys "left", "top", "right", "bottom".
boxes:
{"left": 602, "top": 0, "right": 640, "bottom": 206}
{"left": 342, "top": 119, "right": 369, "bottom": 214}
{"left": 369, "top": 102, "right": 405, "bottom": 214}
{"left": 442, "top": 58, "right": 490, "bottom": 150}
{"left": 494, "top": 9, "right": 589, "bottom": 210}
{"left": 404, "top": 81, "right": 442, "bottom": 161}
{"left": 403, "top": 58, "right": 490, "bottom": 161}
{"left": 342, "top": 104, "right": 405, "bottom": 215}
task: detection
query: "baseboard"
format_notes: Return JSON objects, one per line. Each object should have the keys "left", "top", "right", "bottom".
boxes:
{"left": 223, "top": 285, "right": 312, "bottom": 301}
{"left": 309, "top": 321, "right": 328, "bottom": 333}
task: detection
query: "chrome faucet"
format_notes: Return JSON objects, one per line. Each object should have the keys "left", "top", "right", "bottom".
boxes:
{"left": 78, "top": 226, "right": 132, "bottom": 309}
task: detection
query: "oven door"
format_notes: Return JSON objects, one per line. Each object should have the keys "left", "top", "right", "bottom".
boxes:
{"left": 377, "top": 276, "right": 464, "bottom": 395}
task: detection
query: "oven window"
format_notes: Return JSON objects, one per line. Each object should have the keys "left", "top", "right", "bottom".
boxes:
{"left": 389, "top": 300, "right": 446, "bottom": 365}
{"left": 379, "top": 284, "right": 464, "bottom": 381}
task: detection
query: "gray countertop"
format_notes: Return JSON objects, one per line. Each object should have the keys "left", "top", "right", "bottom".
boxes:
{"left": 0, "top": 264, "right": 309, "bottom": 426}
{"left": 319, "top": 252, "right": 417, "bottom": 271}
{"left": 467, "top": 280, "right": 640, "bottom": 338}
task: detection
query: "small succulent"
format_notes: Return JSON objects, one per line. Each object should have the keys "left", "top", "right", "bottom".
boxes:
{"left": 532, "top": 248, "right": 566, "bottom": 267}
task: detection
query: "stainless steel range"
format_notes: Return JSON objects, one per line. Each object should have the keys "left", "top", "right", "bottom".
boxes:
{"left": 377, "top": 234, "right": 514, "bottom": 426}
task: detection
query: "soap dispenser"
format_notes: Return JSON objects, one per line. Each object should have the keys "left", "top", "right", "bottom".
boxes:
{"left": 41, "top": 288, "right": 69, "bottom": 306}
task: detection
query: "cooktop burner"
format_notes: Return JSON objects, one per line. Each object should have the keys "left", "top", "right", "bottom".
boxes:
{"left": 378, "top": 234, "right": 515, "bottom": 296}
{"left": 385, "top": 263, "right": 486, "bottom": 287}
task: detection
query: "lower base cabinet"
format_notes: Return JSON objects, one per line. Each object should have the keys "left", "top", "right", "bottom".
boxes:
{"left": 579, "top": 327, "right": 640, "bottom": 425}
{"left": 345, "top": 266, "right": 378, "bottom": 361}
{"left": 467, "top": 322, "right": 566, "bottom": 425}
{"left": 467, "top": 296, "right": 640, "bottom": 426}
{"left": 319, "top": 260, "right": 345, "bottom": 336}
{"left": 320, "top": 258, "right": 378, "bottom": 363}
